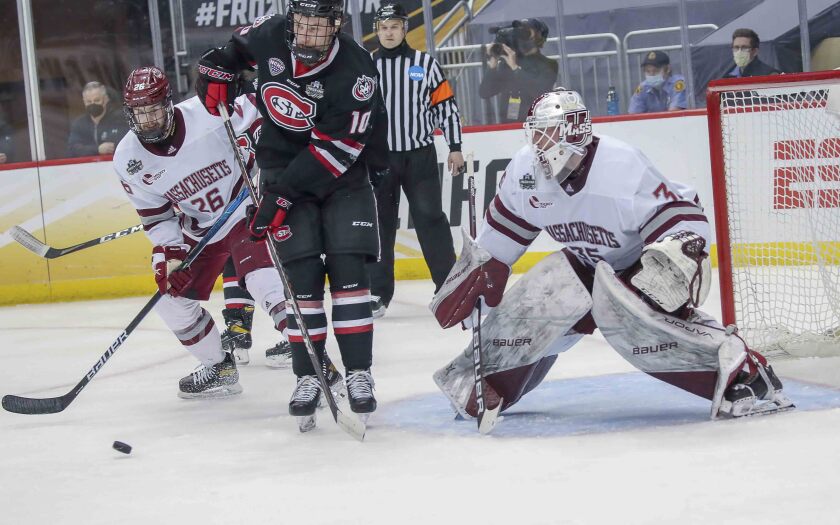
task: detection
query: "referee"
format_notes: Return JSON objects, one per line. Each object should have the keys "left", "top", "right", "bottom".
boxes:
{"left": 369, "top": 2, "right": 465, "bottom": 318}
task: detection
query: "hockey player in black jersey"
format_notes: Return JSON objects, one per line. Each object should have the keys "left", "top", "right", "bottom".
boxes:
{"left": 196, "top": 0, "right": 383, "bottom": 427}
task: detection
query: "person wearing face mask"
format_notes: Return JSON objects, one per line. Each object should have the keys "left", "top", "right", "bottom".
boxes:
{"left": 628, "top": 51, "right": 687, "bottom": 114}
{"left": 722, "top": 28, "right": 780, "bottom": 79}
{"left": 479, "top": 18, "right": 559, "bottom": 123}
{"left": 67, "top": 81, "right": 129, "bottom": 158}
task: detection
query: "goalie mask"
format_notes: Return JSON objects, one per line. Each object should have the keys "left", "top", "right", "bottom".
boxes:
{"left": 123, "top": 66, "right": 175, "bottom": 144}
{"left": 286, "top": 0, "right": 344, "bottom": 66}
{"left": 524, "top": 89, "right": 593, "bottom": 184}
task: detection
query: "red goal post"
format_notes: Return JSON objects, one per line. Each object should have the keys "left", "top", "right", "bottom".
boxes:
{"left": 706, "top": 70, "right": 840, "bottom": 358}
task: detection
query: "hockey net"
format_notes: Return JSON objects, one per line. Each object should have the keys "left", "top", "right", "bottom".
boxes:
{"left": 707, "top": 70, "right": 840, "bottom": 359}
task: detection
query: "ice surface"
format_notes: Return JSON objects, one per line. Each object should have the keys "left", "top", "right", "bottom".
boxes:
{"left": 2, "top": 274, "right": 840, "bottom": 524}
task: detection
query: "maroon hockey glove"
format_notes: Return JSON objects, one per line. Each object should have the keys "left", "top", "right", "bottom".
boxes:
{"left": 248, "top": 192, "right": 293, "bottom": 241}
{"left": 432, "top": 257, "right": 510, "bottom": 329}
{"left": 196, "top": 48, "right": 239, "bottom": 116}
{"left": 152, "top": 245, "right": 193, "bottom": 297}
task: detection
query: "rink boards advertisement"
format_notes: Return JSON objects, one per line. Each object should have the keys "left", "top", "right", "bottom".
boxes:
{"left": 1, "top": 112, "right": 717, "bottom": 304}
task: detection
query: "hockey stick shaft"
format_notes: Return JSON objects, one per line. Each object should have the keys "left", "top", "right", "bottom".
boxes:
{"left": 9, "top": 224, "right": 143, "bottom": 259}
{"left": 218, "top": 104, "right": 364, "bottom": 441}
{"left": 2, "top": 188, "right": 250, "bottom": 415}
{"left": 467, "top": 155, "right": 502, "bottom": 434}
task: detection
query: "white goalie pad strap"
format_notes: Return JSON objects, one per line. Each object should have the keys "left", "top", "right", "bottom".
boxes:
{"left": 630, "top": 234, "right": 711, "bottom": 312}
{"left": 433, "top": 251, "right": 592, "bottom": 412}
{"left": 593, "top": 262, "right": 747, "bottom": 416}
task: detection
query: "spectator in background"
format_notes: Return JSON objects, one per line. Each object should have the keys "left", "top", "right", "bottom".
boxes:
{"left": 0, "top": 108, "right": 15, "bottom": 164}
{"left": 629, "top": 50, "right": 687, "bottom": 114}
{"left": 722, "top": 28, "right": 780, "bottom": 78}
{"left": 67, "top": 81, "right": 129, "bottom": 157}
{"left": 479, "top": 18, "right": 558, "bottom": 123}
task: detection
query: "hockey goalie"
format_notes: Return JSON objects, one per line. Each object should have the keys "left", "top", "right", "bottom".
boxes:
{"left": 430, "top": 88, "right": 793, "bottom": 420}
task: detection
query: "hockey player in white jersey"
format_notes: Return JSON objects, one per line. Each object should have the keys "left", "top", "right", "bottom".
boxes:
{"left": 113, "top": 66, "right": 294, "bottom": 398}
{"left": 431, "top": 88, "right": 793, "bottom": 420}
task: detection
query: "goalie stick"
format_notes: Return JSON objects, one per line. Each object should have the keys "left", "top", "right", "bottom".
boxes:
{"left": 9, "top": 224, "right": 143, "bottom": 259}
{"left": 466, "top": 154, "right": 503, "bottom": 435}
{"left": 2, "top": 187, "right": 250, "bottom": 415}
{"left": 218, "top": 104, "right": 365, "bottom": 442}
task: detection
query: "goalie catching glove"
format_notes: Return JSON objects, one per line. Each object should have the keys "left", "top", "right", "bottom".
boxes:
{"left": 195, "top": 47, "right": 239, "bottom": 116}
{"left": 430, "top": 230, "right": 511, "bottom": 328}
{"left": 630, "top": 231, "right": 711, "bottom": 313}
{"left": 152, "top": 245, "right": 194, "bottom": 297}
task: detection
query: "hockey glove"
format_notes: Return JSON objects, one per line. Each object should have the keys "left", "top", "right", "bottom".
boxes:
{"left": 248, "top": 192, "right": 293, "bottom": 241}
{"left": 430, "top": 230, "right": 511, "bottom": 328}
{"left": 152, "top": 245, "right": 194, "bottom": 297}
{"left": 196, "top": 48, "right": 239, "bottom": 116}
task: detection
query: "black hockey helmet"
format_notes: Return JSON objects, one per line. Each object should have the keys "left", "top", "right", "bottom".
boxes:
{"left": 374, "top": 3, "right": 409, "bottom": 31}
{"left": 286, "top": 0, "right": 344, "bottom": 66}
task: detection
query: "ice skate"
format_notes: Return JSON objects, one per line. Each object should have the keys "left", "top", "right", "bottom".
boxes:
{"left": 265, "top": 340, "right": 293, "bottom": 368}
{"left": 720, "top": 364, "right": 794, "bottom": 418}
{"left": 220, "top": 306, "right": 254, "bottom": 365}
{"left": 346, "top": 369, "right": 376, "bottom": 419}
{"left": 178, "top": 352, "right": 242, "bottom": 399}
{"left": 370, "top": 296, "right": 387, "bottom": 319}
{"left": 290, "top": 375, "right": 321, "bottom": 432}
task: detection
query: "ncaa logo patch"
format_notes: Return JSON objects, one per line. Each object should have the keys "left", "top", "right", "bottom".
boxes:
{"left": 408, "top": 65, "right": 425, "bottom": 82}
{"left": 268, "top": 57, "right": 285, "bottom": 76}
{"left": 261, "top": 82, "right": 317, "bottom": 131}
{"left": 352, "top": 75, "right": 376, "bottom": 101}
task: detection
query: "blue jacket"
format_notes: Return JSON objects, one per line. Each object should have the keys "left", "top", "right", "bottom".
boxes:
{"left": 628, "top": 74, "right": 687, "bottom": 114}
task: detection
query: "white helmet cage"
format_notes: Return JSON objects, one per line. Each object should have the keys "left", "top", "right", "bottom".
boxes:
{"left": 524, "top": 89, "right": 593, "bottom": 184}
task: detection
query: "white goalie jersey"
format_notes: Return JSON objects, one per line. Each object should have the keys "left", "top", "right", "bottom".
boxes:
{"left": 113, "top": 94, "right": 262, "bottom": 247}
{"left": 478, "top": 134, "right": 711, "bottom": 270}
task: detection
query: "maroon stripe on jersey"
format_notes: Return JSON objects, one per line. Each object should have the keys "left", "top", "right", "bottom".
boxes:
{"left": 492, "top": 195, "right": 541, "bottom": 232}
{"left": 485, "top": 212, "right": 534, "bottom": 246}
{"left": 296, "top": 300, "right": 324, "bottom": 309}
{"left": 334, "top": 324, "right": 373, "bottom": 335}
{"left": 179, "top": 317, "right": 216, "bottom": 346}
{"left": 138, "top": 202, "right": 173, "bottom": 217}
{"left": 311, "top": 128, "right": 364, "bottom": 152}
{"left": 308, "top": 144, "right": 343, "bottom": 177}
{"left": 643, "top": 214, "right": 709, "bottom": 244}
{"left": 641, "top": 200, "right": 699, "bottom": 222}
{"left": 223, "top": 277, "right": 239, "bottom": 284}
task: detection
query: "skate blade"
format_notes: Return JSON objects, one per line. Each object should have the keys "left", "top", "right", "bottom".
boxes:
{"left": 264, "top": 358, "right": 292, "bottom": 369}
{"left": 297, "top": 414, "right": 316, "bottom": 433}
{"left": 177, "top": 383, "right": 243, "bottom": 399}
{"left": 720, "top": 394, "right": 795, "bottom": 419}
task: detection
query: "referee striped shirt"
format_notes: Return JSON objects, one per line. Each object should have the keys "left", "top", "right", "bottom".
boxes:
{"left": 373, "top": 43, "right": 462, "bottom": 152}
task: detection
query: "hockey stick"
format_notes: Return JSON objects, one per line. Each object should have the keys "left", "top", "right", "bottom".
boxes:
{"left": 9, "top": 223, "right": 143, "bottom": 259}
{"left": 2, "top": 187, "right": 250, "bottom": 415}
{"left": 467, "top": 155, "right": 503, "bottom": 435}
{"left": 218, "top": 104, "right": 365, "bottom": 442}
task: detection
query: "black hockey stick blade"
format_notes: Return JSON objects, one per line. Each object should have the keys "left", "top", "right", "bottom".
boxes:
{"left": 2, "top": 393, "right": 71, "bottom": 415}
{"left": 9, "top": 224, "right": 143, "bottom": 259}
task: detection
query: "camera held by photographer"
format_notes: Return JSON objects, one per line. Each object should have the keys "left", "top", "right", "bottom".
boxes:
{"left": 478, "top": 18, "right": 558, "bottom": 123}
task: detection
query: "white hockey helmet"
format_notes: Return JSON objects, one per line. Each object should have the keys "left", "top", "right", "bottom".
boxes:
{"left": 524, "top": 88, "right": 593, "bottom": 183}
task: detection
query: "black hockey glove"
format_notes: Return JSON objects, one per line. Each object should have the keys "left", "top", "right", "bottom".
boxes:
{"left": 247, "top": 192, "right": 293, "bottom": 241}
{"left": 196, "top": 48, "right": 240, "bottom": 116}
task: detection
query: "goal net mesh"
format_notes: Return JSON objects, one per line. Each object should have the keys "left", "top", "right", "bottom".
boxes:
{"left": 718, "top": 81, "right": 840, "bottom": 358}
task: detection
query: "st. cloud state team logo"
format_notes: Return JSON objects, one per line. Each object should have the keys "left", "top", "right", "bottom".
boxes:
{"left": 261, "top": 82, "right": 317, "bottom": 131}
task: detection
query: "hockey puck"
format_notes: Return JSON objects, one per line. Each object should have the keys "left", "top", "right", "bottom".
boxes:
{"left": 112, "top": 441, "right": 132, "bottom": 455}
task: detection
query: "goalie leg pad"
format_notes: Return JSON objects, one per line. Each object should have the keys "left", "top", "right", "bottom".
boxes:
{"left": 592, "top": 261, "right": 749, "bottom": 404}
{"left": 433, "top": 251, "right": 592, "bottom": 415}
